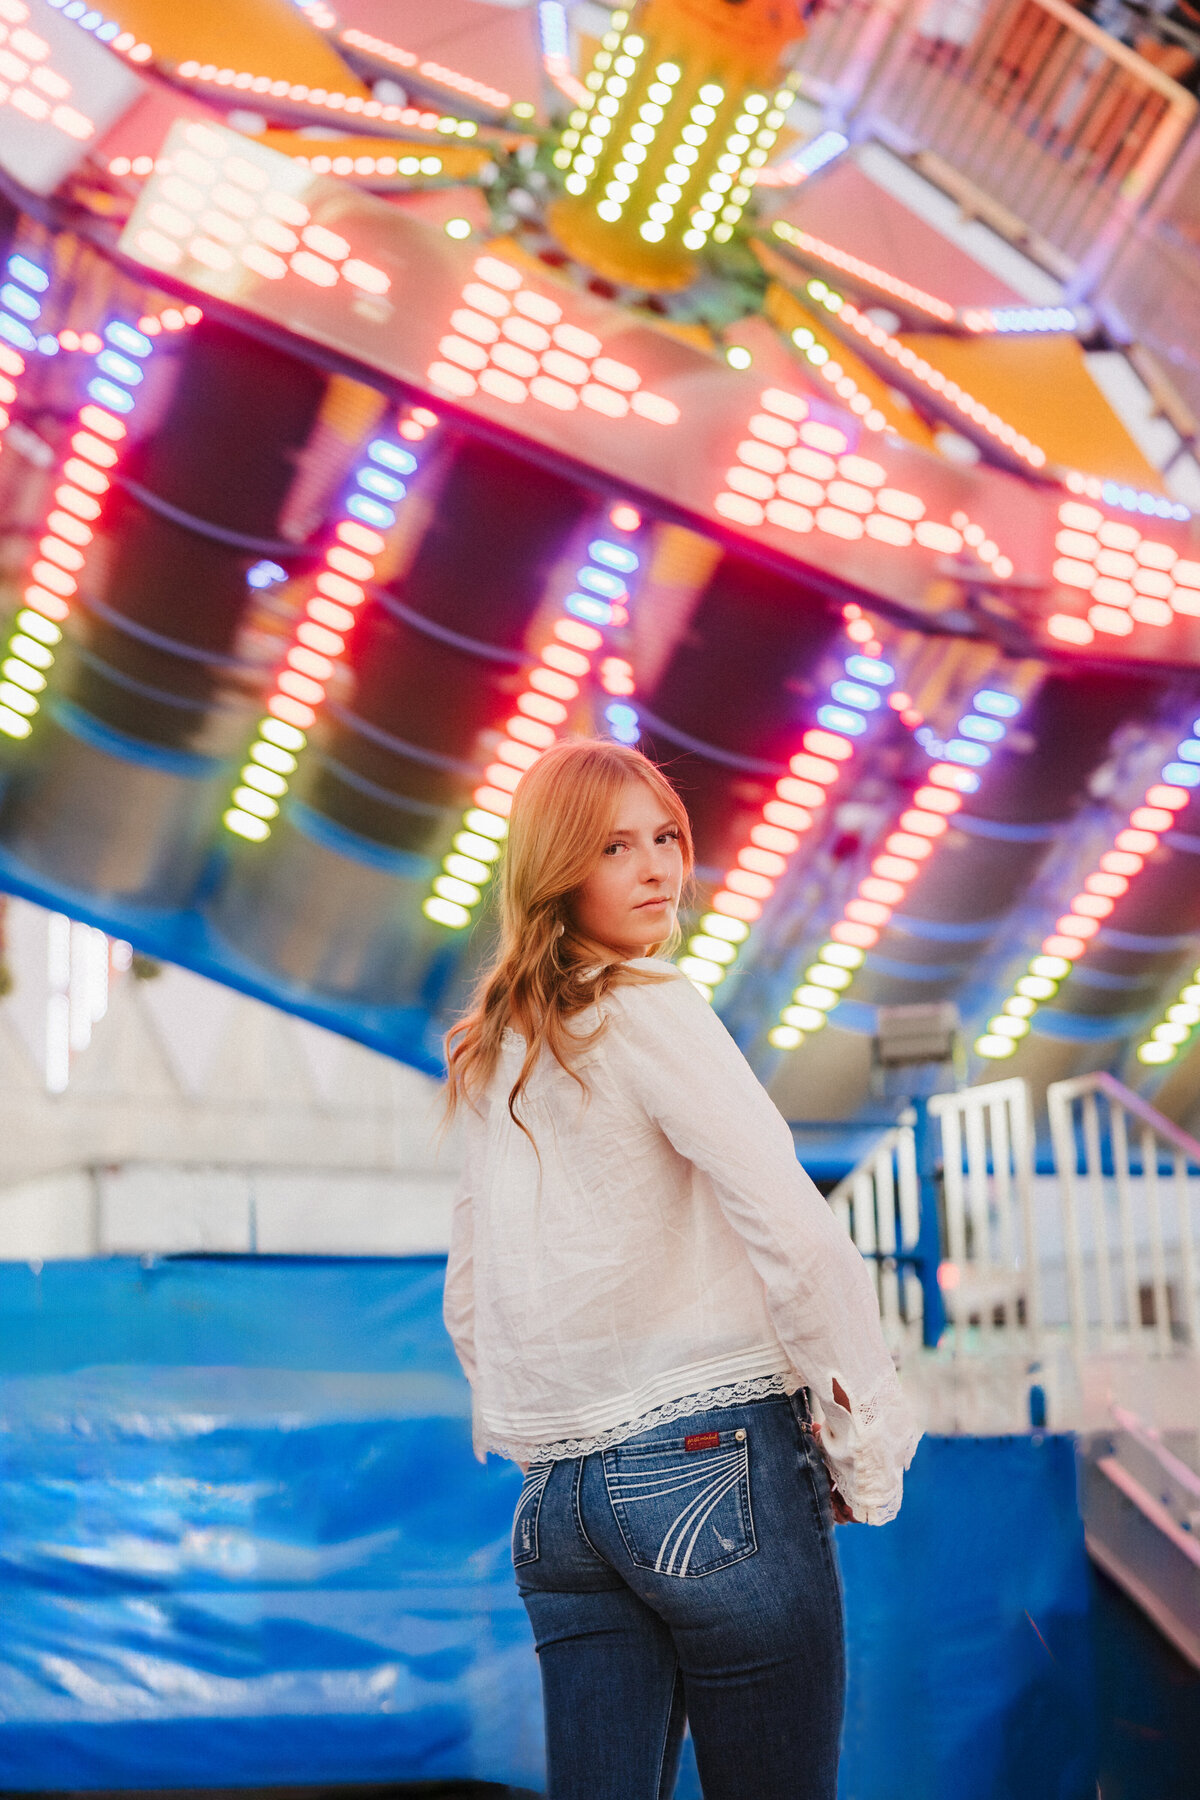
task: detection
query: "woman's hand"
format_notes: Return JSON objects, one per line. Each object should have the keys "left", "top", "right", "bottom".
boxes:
{"left": 812, "top": 1420, "right": 860, "bottom": 1524}
{"left": 828, "top": 1482, "right": 858, "bottom": 1525}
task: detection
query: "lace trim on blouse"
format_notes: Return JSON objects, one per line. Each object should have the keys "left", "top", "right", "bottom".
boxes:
{"left": 482, "top": 1371, "right": 797, "bottom": 1464}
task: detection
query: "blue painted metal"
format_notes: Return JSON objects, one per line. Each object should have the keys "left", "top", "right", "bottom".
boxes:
{"left": 289, "top": 798, "right": 436, "bottom": 879}
{"left": 1031, "top": 1007, "right": 1158, "bottom": 1042}
{"left": 888, "top": 912, "right": 1005, "bottom": 942}
{"left": 952, "top": 813, "right": 1061, "bottom": 842}
{"left": 52, "top": 697, "right": 227, "bottom": 778}
{"left": 0, "top": 840, "right": 445, "bottom": 1075}
{"left": 912, "top": 1095, "right": 948, "bottom": 1348}
{"left": 0, "top": 1257, "right": 1097, "bottom": 1799}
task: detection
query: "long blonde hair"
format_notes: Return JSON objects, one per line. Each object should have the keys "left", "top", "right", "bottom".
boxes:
{"left": 444, "top": 738, "right": 693, "bottom": 1135}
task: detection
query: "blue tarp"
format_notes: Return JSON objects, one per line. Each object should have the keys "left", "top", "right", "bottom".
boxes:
{"left": 0, "top": 1258, "right": 1096, "bottom": 1797}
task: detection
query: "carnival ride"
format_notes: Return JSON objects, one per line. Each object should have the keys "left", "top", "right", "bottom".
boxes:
{"left": 3, "top": 7, "right": 1200, "bottom": 1791}
{"left": 0, "top": 0, "right": 1198, "bottom": 1140}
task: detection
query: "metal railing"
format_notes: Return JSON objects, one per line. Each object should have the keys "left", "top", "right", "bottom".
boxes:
{"left": 832, "top": 1069, "right": 1200, "bottom": 1359}
{"left": 1047, "top": 1071, "right": 1200, "bottom": 1355}
{"left": 930, "top": 1075, "right": 1040, "bottom": 1346}
{"left": 1092, "top": 123, "right": 1200, "bottom": 433}
{"left": 791, "top": 0, "right": 1197, "bottom": 284}
{"left": 829, "top": 1112, "right": 923, "bottom": 1347}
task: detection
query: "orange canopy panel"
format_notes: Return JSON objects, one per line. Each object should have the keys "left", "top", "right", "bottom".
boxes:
{"left": 331, "top": 0, "right": 545, "bottom": 113}
{"left": 898, "top": 332, "right": 1165, "bottom": 488}
{"left": 111, "top": 0, "right": 371, "bottom": 98}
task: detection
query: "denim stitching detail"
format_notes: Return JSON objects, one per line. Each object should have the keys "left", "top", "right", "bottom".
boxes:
{"left": 603, "top": 1434, "right": 757, "bottom": 1578}
{"left": 741, "top": 1428, "right": 758, "bottom": 1556}
{"left": 572, "top": 1454, "right": 604, "bottom": 1561}
{"left": 798, "top": 1426, "right": 844, "bottom": 1621}
{"left": 653, "top": 1663, "right": 684, "bottom": 1800}
{"left": 511, "top": 1460, "right": 552, "bottom": 1567}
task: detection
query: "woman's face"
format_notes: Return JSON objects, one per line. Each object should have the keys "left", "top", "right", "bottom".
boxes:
{"left": 570, "top": 779, "right": 684, "bottom": 959}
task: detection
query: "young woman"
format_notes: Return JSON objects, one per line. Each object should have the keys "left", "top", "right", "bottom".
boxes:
{"left": 444, "top": 738, "right": 919, "bottom": 1800}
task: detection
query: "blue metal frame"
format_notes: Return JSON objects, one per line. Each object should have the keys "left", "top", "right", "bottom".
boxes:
{"left": 0, "top": 836, "right": 450, "bottom": 1076}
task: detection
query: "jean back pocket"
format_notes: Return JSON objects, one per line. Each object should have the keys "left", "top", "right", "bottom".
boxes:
{"left": 512, "top": 1462, "right": 552, "bottom": 1567}
{"left": 602, "top": 1429, "right": 756, "bottom": 1578}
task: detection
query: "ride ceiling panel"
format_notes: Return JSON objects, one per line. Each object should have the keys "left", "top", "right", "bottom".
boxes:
{"left": 898, "top": 332, "right": 1166, "bottom": 490}
{"left": 0, "top": 319, "right": 330, "bottom": 908}
{"left": 638, "top": 551, "right": 841, "bottom": 868}
{"left": 382, "top": 183, "right": 495, "bottom": 235}
{"left": 118, "top": 122, "right": 1053, "bottom": 626}
{"left": 93, "top": 0, "right": 371, "bottom": 99}
{"left": 331, "top": 0, "right": 545, "bottom": 114}
{"left": 208, "top": 433, "right": 603, "bottom": 1018}
{"left": 765, "top": 666, "right": 1157, "bottom": 1123}
{"left": 767, "top": 159, "right": 1026, "bottom": 310}
{"left": 0, "top": 0, "right": 145, "bottom": 197}
{"left": 94, "top": 83, "right": 228, "bottom": 172}
{"left": 312, "top": 438, "right": 594, "bottom": 853}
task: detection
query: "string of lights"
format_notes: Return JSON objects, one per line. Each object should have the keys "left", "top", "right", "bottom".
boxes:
{"left": 0, "top": 250, "right": 51, "bottom": 371}
{"left": 961, "top": 304, "right": 1081, "bottom": 335}
{"left": 679, "top": 607, "right": 901, "bottom": 1001}
{"left": 768, "top": 223, "right": 1087, "bottom": 340}
{"left": 46, "top": 304, "right": 200, "bottom": 355}
{"left": 976, "top": 724, "right": 1200, "bottom": 1060}
{"left": 769, "top": 686, "right": 1025, "bottom": 1052}
{"left": 294, "top": 150, "right": 448, "bottom": 177}
{"left": 0, "top": 310, "right": 158, "bottom": 740}
{"left": 714, "top": 383, "right": 1014, "bottom": 581}
{"left": 429, "top": 253, "right": 679, "bottom": 423}
{"left": 677, "top": 87, "right": 785, "bottom": 252}
{"left": 765, "top": 248, "right": 1048, "bottom": 472}
{"left": 781, "top": 302, "right": 890, "bottom": 433}
{"left": 557, "top": 22, "right": 651, "bottom": 210}
{"left": 537, "top": 1, "right": 588, "bottom": 108}
{"left": 753, "top": 128, "right": 848, "bottom": 188}
{"left": 1064, "top": 468, "right": 1189, "bottom": 524}
{"left": 768, "top": 220, "right": 956, "bottom": 324}
{"left": 224, "top": 411, "right": 434, "bottom": 843}
{"left": 1137, "top": 959, "right": 1200, "bottom": 1067}
{"left": 34, "top": 0, "right": 151, "bottom": 64}
{"left": 640, "top": 66, "right": 715, "bottom": 245}
{"left": 1046, "top": 497, "right": 1200, "bottom": 647}
{"left": 337, "top": 25, "right": 511, "bottom": 111}
{"left": 834, "top": 296, "right": 1049, "bottom": 472}
{"left": 553, "top": 14, "right": 788, "bottom": 253}
{"left": 422, "top": 506, "right": 644, "bottom": 931}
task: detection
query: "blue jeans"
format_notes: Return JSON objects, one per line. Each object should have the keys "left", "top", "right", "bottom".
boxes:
{"left": 511, "top": 1391, "right": 845, "bottom": 1800}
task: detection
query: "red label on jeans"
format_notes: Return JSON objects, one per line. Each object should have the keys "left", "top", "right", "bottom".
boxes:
{"left": 684, "top": 1431, "right": 721, "bottom": 1453}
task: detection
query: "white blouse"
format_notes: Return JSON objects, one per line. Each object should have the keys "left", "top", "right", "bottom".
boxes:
{"left": 443, "top": 958, "right": 920, "bottom": 1526}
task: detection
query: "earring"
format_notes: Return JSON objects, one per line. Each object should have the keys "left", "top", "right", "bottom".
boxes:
{"left": 554, "top": 922, "right": 565, "bottom": 938}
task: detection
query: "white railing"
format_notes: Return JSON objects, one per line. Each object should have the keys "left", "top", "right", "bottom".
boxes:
{"left": 791, "top": 0, "right": 1197, "bottom": 283}
{"left": 1091, "top": 123, "right": 1200, "bottom": 447}
{"left": 828, "top": 1112, "right": 922, "bottom": 1346}
{"left": 1047, "top": 1072, "right": 1200, "bottom": 1355}
{"left": 1085, "top": 1402, "right": 1200, "bottom": 1667}
{"left": 832, "top": 1070, "right": 1200, "bottom": 1360}
{"left": 930, "top": 1076, "right": 1040, "bottom": 1347}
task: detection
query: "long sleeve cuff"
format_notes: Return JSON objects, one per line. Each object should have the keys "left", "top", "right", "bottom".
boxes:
{"left": 817, "top": 1366, "right": 921, "bottom": 1526}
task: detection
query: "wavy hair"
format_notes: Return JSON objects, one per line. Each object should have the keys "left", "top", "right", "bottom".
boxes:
{"left": 444, "top": 738, "right": 693, "bottom": 1138}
